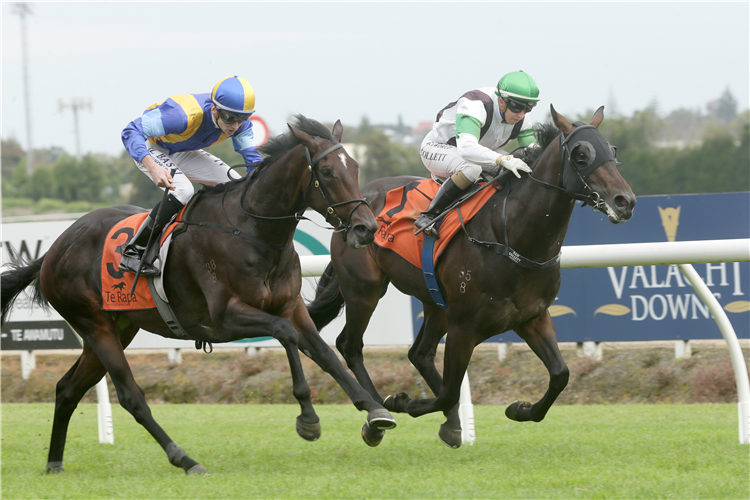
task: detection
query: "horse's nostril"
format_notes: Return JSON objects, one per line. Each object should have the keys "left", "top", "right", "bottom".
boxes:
{"left": 354, "top": 224, "right": 375, "bottom": 237}
{"left": 616, "top": 195, "right": 629, "bottom": 208}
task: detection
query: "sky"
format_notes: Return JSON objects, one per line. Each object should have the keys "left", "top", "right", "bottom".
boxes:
{"left": 2, "top": 1, "right": 749, "bottom": 159}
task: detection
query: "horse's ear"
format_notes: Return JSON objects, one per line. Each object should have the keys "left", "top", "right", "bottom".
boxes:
{"left": 289, "top": 124, "right": 315, "bottom": 148}
{"left": 550, "top": 104, "right": 574, "bottom": 134}
{"left": 332, "top": 120, "right": 344, "bottom": 143}
{"left": 590, "top": 106, "right": 605, "bottom": 128}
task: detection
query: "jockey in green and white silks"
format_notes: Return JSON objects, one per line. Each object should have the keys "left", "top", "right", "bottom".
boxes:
{"left": 415, "top": 70, "right": 541, "bottom": 237}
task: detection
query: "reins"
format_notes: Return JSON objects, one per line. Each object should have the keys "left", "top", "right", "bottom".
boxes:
{"left": 180, "top": 140, "right": 370, "bottom": 251}
{"left": 457, "top": 177, "right": 561, "bottom": 270}
{"left": 526, "top": 124, "right": 614, "bottom": 211}
{"left": 459, "top": 123, "right": 617, "bottom": 269}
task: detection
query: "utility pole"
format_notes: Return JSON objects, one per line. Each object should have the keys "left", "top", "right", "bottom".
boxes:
{"left": 13, "top": 2, "right": 34, "bottom": 174}
{"left": 58, "top": 99, "right": 92, "bottom": 159}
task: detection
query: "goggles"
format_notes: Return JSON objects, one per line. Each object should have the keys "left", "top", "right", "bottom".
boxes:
{"left": 503, "top": 97, "right": 536, "bottom": 114}
{"left": 217, "top": 108, "right": 252, "bottom": 124}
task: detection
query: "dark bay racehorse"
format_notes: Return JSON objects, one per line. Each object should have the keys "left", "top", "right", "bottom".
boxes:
{"left": 1, "top": 116, "right": 396, "bottom": 474}
{"left": 307, "top": 106, "right": 636, "bottom": 448}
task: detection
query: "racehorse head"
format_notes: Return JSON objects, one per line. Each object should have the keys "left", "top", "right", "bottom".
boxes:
{"left": 549, "top": 105, "right": 636, "bottom": 223}
{"left": 288, "top": 118, "right": 378, "bottom": 248}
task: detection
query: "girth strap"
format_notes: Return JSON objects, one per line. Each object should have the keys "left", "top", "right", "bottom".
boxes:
{"left": 421, "top": 221, "right": 448, "bottom": 311}
{"left": 147, "top": 276, "right": 190, "bottom": 338}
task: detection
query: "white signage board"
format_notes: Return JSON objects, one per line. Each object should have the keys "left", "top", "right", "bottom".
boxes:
{"left": 1, "top": 211, "right": 415, "bottom": 350}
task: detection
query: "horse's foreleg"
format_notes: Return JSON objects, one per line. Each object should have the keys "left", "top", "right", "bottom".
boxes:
{"left": 290, "top": 300, "right": 396, "bottom": 434}
{"left": 271, "top": 317, "right": 321, "bottom": 441}
{"left": 404, "top": 307, "right": 462, "bottom": 448}
{"left": 74, "top": 318, "right": 207, "bottom": 475}
{"left": 508, "top": 312, "right": 569, "bottom": 422}
{"left": 219, "top": 302, "right": 320, "bottom": 441}
{"left": 404, "top": 329, "right": 474, "bottom": 424}
{"left": 331, "top": 248, "right": 388, "bottom": 405}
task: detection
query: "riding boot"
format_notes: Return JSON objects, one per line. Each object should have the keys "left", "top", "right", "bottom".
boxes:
{"left": 118, "top": 215, "right": 162, "bottom": 276}
{"left": 119, "top": 194, "right": 185, "bottom": 276}
{"left": 414, "top": 173, "right": 472, "bottom": 238}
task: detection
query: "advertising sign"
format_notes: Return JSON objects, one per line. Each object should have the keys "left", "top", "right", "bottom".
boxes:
{"left": 409, "top": 192, "right": 750, "bottom": 343}
{"left": 548, "top": 192, "right": 750, "bottom": 342}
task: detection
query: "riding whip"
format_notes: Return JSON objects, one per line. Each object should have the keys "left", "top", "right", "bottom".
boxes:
{"left": 130, "top": 168, "right": 177, "bottom": 295}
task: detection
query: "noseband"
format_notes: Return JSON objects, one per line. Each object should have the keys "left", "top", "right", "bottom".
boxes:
{"left": 528, "top": 123, "right": 617, "bottom": 212}
{"left": 304, "top": 144, "right": 370, "bottom": 242}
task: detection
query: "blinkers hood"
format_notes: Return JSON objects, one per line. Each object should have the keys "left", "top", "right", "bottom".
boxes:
{"left": 560, "top": 122, "right": 617, "bottom": 194}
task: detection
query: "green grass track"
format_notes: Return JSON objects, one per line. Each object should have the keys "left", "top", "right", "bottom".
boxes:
{"left": 1, "top": 403, "right": 748, "bottom": 499}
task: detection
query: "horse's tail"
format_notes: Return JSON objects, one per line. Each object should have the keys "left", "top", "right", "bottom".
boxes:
{"left": 1, "top": 255, "right": 49, "bottom": 325}
{"left": 306, "top": 262, "right": 345, "bottom": 331}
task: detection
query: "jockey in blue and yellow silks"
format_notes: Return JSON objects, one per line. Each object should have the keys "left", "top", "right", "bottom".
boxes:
{"left": 119, "top": 75, "right": 262, "bottom": 276}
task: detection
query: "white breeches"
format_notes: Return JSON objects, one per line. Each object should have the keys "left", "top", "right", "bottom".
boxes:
{"left": 419, "top": 133, "right": 482, "bottom": 183}
{"left": 135, "top": 142, "right": 242, "bottom": 205}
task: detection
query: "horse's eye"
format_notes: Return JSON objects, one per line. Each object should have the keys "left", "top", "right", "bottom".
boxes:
{"left": 319, "top": 167, "right": 334, "bottom": 178}
{"left": 572, "top": 144, "right": 592, "bottom": 166}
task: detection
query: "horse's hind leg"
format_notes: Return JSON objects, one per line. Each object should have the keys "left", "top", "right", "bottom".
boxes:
{"left": 46, "top": 347, "right": 107, "bottom": 472}
{"left": 507, "top": 312, "right": 569, "bottom": 422}
{"left": 66, "top": 317, "right": 207, "bottom": 474}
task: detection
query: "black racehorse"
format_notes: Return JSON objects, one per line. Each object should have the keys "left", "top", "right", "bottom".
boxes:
{"left": 1, "top": 115, "right": 397, "bottom": 475}
{"left": 306, "top": 106, "right": 636, "bottom": 448}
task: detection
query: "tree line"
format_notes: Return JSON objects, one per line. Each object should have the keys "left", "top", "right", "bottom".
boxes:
{"left": 2, "top": 95, "right": 748, "bottom": 216}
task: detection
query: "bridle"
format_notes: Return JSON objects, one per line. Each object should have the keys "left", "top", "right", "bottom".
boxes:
{"left": 460, "top": 122, "right": 620, "bottom": 269}
{"left": 303, "top": 144, "right": 370, "bottom": 241}
{"left": 527, "top": 123, "right": 618, "bottom": 213}
{"left": 238, "top": 142, "right": 370, "bottom": 242}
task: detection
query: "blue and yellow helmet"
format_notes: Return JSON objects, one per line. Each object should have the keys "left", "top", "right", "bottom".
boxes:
{"left": 211, "top": 76, "right": 255, "bottom": 115}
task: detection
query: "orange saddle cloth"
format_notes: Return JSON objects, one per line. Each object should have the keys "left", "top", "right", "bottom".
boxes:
{"left": 373, "top": 179, "right": 501, "bottom": 268}
{"left": 100, "top": 209, "right": 184, "bottom": 311}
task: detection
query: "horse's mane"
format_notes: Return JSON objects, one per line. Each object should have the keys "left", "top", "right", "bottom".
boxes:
{"left": 518, "top": 122, "right": 559, "bottom": 167}
{"left": 256, "top": 114, "right": 335, "bottom": 171}
{"left": 201, "top": 114, "right": 336, "bottom": 193}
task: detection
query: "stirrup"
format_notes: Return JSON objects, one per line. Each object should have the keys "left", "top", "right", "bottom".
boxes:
{"left": 414, "top": 213, "right": 440, "bottom": 238}
{"left": 119, "top": 246, "right": 160, "bottom": 276}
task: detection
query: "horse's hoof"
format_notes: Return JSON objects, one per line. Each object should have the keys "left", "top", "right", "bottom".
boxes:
{"left": 505, "top": 400, "right": 533, "bottom": 421}
{"left": 367, "top": 408, "right": 397, "bottom": 430}
{"left": 361, "top": 422, "right": 386, "bottom": 447}
{"left": 296, "top": 416, "right": 321, "bottom": 441}
{"left": 186, "top": 464, "right": 209, "bottom": 476}
{"left": 382, "top": 392, "right": 410, "bottom": 413}
{"left": 438, "top": 423, "right": 462, "bottom": 449}
{"left": 46, "top": 461, "right": 65, "bottom": 474}
{"left": 382, "top": 395, "right": 396, "bottom": 412}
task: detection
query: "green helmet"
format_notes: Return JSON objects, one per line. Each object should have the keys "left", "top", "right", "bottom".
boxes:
{"left": 495, "top": 70, "right": 540, "bottom": 102}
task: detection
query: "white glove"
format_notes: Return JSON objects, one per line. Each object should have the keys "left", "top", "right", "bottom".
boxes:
{"left": 497, "top": 155, "right": 532, "bottom": 178}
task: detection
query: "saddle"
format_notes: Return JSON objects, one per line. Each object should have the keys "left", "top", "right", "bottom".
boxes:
{"left": 373, "top": 178, "right": 501, "bottom": 269}
{"left": 373, "top": 178, "right": 501, "bottom": 309}
{"left": 100, "top": 203, "right": 190, "bottom": 312}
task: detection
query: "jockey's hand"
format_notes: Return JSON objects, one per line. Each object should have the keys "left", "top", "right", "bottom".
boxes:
{"left": 143, "top": 156, "right": 175, "bottom": 190}
{"left": 497, "top": 155, "right": 532, "bottom": 178}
